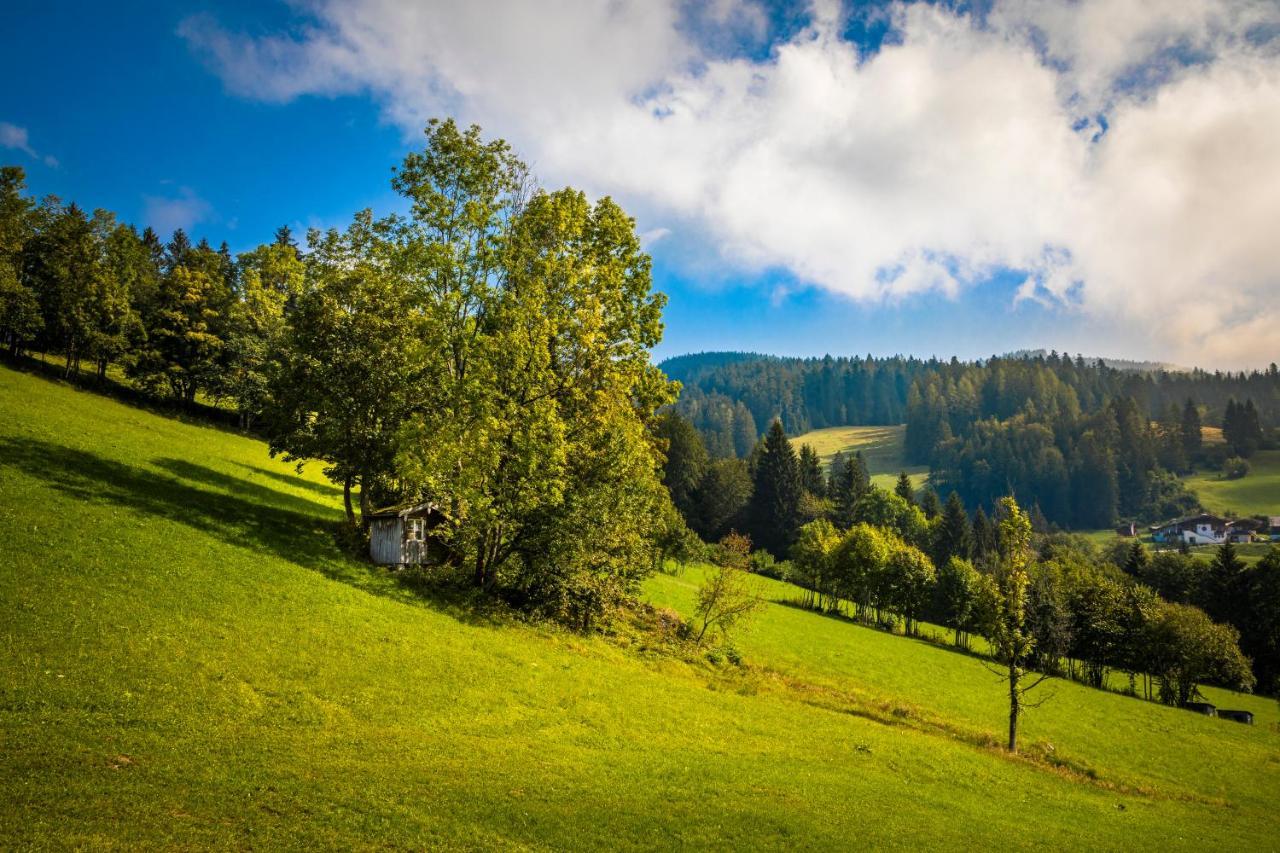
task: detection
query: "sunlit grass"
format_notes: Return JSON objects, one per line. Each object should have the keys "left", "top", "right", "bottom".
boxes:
{"left": 2, "top": 364, "right": 1278, "bottom": 850}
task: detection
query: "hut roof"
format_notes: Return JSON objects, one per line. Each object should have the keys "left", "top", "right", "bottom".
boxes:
{"left": 366, "top": 502, "right": 444, "bottom": 520}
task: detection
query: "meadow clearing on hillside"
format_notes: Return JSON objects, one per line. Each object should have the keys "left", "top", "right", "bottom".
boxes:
{"left": 3, "top": 365, "right": 1280, "bottom": 850}
{"left": 1183, "top": 450, "right": 1280, "bottom": 518}
{"left": 791, "top": 424, "right": 928, "bottom": 491}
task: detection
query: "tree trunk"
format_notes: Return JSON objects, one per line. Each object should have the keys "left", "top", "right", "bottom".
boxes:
{"left": 342, "top": 475, "right": 356, "bottom": 526}
{"left": 1008, "top": 663, "right": 1021, "bottom": 752}
{"left": 358, "top": 475, "right": 371, "bottom": 529}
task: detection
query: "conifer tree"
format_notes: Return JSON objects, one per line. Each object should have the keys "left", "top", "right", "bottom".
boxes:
{"left": 894, "top": 471, "right": 915, "bottom": 505}
{"left": 797, "top": 443, "right": 825, "bottom": 497}
{"left": 749, "top": 419, "right": 802, "bottom": 557}
{"left": 933, "top": 491, "right": 972, "bottom": 568}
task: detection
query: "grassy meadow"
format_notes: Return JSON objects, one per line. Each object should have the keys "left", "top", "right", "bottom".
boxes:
{"left": 3, "top": 364, "right": 1280, "bottom": 849}
{"left": 791, "top": 424, "right": 928, "bottom": 491}
{"left": 1183, "top": 449, "right": 1280, "bottom": 518}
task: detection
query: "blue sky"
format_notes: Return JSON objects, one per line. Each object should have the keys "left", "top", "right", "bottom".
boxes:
{"left": 3, "top": 1, "right": 1277, "bottom": 367}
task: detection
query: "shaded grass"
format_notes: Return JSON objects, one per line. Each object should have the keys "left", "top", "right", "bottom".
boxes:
{"left": 3, "top": 365, "right": 1280, "bottom": 850}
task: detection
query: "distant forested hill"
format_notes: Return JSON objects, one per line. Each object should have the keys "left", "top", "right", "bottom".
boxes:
{"left": 662, "top": 350, "right": 1280, "bottom": 527}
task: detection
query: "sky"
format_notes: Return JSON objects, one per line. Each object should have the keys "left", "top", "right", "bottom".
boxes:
{"left": 3, "top": 0, "right": 1279, "bottom": 369}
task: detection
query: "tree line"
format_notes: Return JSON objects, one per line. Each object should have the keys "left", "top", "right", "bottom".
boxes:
{"left": 656, "top": 408, "right": 1274, "bottom": 701}
{"left": 1, "top": 122, "right": 679, "bottom": 630}
{"left": 666, "top": 350, "right": 1280, "bottom": 443}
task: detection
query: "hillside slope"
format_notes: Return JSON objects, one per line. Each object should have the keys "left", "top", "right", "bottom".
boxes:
{"left": 2, "top": 365, "right": 1278, "bottom": 849}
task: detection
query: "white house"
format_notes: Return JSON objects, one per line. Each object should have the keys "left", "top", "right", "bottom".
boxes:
{"left": 1150, "top": 514, "right": 1231, "bottom": 546}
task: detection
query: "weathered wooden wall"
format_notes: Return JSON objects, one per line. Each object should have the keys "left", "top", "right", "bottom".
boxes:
{"left": 370, "top": 518, "right": 404, "bottom": 565}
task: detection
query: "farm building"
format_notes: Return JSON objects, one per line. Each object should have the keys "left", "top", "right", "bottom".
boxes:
{"left": 1183, "top": 702, "right": 1216, "bottom": 717}
{"left": 1270, "top": 517, "right": 1280, "bottom": 541}
{"left": 1116, "top": 522, "right": 1137, "bottom": 537}
{"left": 367, "top": 502, "right": 446, "bottom": 567}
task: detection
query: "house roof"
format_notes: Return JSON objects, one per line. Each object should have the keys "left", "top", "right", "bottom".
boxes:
{"left": 366, "top": 501, "right": 444, "bottom": 520}
{"left": 1151, "top": 513, "right": 1231, "bottom": 532}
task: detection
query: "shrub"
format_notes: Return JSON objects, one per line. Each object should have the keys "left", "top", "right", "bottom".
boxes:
{"left": 1223, "top": 456, "right": 1250, "bottom": 480}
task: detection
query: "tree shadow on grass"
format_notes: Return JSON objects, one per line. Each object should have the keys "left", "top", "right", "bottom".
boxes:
{"left": 772, "top": 598, "right": 995, "bottom": 664}
{"left": 0, "top": 437, "right": 432, "bottom": 610}
{"left": 153, "top": 458, "right": 341, "bottom": 519}
{"left": 231, "top": 461, "right": 345, "bottom": 499}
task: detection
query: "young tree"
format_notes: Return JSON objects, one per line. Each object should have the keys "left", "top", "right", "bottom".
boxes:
{"left": 987, "top": 496, "right": 1049, "bottom": 752}
{"left": 693, "top": 533, "right": 765, "bottom": 646}
{"left": 749, "top": 420, "right": 801, "bottom": 557}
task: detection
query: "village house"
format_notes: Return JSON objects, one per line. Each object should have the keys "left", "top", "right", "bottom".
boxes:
{"left": 1228, "top": 518, "right": 1264, "bottom": 544}
{"left": 1270, "top": 517, "right": 1280, "bottom": 542}
{"left": 1150, "top": 514, "right": 1232, "bottom": 546}
{"left": 367, "top": 502, "right": 446, "bottom": 568}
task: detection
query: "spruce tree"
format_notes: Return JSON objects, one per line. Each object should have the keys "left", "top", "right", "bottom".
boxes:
{"left": 894, "top": 471, "right": 915, "bottom": 504}
{"left": 749, "top": 420, "right": 802, "bottom": 557}
{"left": 972, "top": 505, "right": 996, "bottom": 561}
{"left": 1122, "top": 540, "right": 1149, "bottom": 576}
{"left": 797, "top": 443, "right": 825, "bottom": 497}
{"left": 934, "top": 491, "right": 973, "bottom": 567}
{"left": 1179, "top": 398, "right": 1202, "bottom": 459}
{"left": 918, "top": 487, "right": 941, "bottom": 519}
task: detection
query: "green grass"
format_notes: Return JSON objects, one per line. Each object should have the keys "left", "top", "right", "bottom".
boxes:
{"left": 791, "top": 424, "right": 928, "bottom": 491}
{"left": 3, "top": 364, "right": 1280, "bottom": 850}
{"left": 1183, "top": 450, "right": 1280, "bottom": 518}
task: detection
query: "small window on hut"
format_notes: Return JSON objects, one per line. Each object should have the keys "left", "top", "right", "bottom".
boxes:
{"left": 406, "top": 518, "right": 425, "bottom": 541}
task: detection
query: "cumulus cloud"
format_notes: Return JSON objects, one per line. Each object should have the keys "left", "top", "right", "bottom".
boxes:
{"left": 143, "top": 187, "right": 214, "bottom": 237}
{"left": 180, "top": 0, "right": 1280, "bottom": 367}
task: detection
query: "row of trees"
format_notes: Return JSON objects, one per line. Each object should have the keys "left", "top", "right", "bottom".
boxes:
{"left": 786, "top": 499, "right": 1256, "bottom": 747}
{"left": 0, "top": 164, "right": 305, "bottom": 420}
{"left": 2, "top": 121, "right": 679, "bottom": 630}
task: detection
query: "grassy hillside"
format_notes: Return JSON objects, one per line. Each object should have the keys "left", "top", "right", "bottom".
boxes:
{"left": 791, "top": 424, "right": 928, "bottom": 491}
{"left": 3, "top": 365, "right": 1279, "bottom": 849}
{"left": 1183, "top": 450, "right": 1280, "bottom": 518}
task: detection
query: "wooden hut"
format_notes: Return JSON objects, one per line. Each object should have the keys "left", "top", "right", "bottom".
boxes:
{"left": 1217, "top": 709, "right": 1254, "bottom": 725}
{"left": 367, "top": 502, "right": 445, "bottom": 567}
{"left": 1183, "top": 701, "right": 1216, "bottom": 717}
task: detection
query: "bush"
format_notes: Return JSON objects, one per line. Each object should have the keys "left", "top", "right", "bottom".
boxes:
{"left": 1223, "top": 456, "right": 1250, "bottom": 480}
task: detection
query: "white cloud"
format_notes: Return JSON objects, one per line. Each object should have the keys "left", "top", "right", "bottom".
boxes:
{"left": 0, "top": 121, "right": 58, "bottom": 168}
{"left": 143, "top": 187, "right": 214, "bottom": 236}
{"left": 180, "top": 0, "right": 1280, "bottom": 368}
